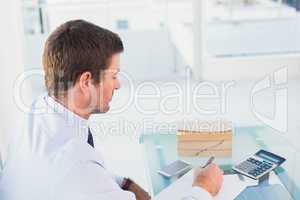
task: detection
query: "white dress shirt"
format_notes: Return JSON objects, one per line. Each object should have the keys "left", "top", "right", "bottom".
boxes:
{"left": 0, "top": 95, "right": 211, "bottom": 200}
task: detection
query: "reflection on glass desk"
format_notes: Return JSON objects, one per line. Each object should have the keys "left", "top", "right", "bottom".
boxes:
{"left": 139, "top": 126, "right": 300, "bottom": 199}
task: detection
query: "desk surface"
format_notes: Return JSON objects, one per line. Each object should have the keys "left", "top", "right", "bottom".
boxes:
{"left": 139, "top": 125, "right": 300, "bottom": 199}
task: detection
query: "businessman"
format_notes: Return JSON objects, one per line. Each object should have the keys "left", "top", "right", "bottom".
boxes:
{"left": 0, "top": 20, "right": 223, "bottom": 200}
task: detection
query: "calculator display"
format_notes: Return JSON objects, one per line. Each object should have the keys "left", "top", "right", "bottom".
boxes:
{"left": 255, "top": 150, "right": 286, "bottom": 165}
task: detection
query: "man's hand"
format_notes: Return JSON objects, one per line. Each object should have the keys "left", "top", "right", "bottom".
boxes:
{"left": 122, "top": 179, "right": 151, "bottom": 200}
{"left": 192, "top": 163, "right": 224, "bottom": 196}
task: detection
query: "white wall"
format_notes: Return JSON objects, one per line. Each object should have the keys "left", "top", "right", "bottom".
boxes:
{"left": 201, "top": 18, "right": 300, "bottom": 81}
{"left": 45, "top": 2, "right": 161, "bottom": 31}
{"left": 0, "top": 0, "right": 25, "bottom": 165}
{"left": 119, "top": 30, "right": 176, "bottom": 80}
{"left": 207, "top": 18, "right": 300, "bottom": 56}
{"left": 202, "top": 54, "right": 300, "bottom": 81}
{"left": 169, "top": 18, "right": 300, "bottom": 81}
{"left": 24, "top": 29, "right": 177, "bottom": 80}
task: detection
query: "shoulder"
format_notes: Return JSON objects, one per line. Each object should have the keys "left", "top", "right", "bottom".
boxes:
{"left": 23, "top": 95, "right": 83, "bottom": 155}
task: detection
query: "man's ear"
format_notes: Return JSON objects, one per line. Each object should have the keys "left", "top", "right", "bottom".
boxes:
{"left": 78, "top": 71, "right": 93, "bottom": 93}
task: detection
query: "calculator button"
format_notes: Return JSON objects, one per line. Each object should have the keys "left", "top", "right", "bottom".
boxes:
{"left": 249, "top": 170, "right": 256, "bottom": 175}
{"left": 265, "top": 165, "right": 272, "bottom": 169}
{"left": 263, "top": 161, "right": 272, "bottom": 165}
{"left": 262, "top": 166, "right": 268, "bottom": 170}
{"left": 255, "top": 160, "right": 262, "bottom": 165}
{"left": 257, "top": 170, "right": 264, "bottom": 174}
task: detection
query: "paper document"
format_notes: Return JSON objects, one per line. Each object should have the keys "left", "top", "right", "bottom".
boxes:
{"left": 154, "top": 170, "right": 258, "bottom": 200}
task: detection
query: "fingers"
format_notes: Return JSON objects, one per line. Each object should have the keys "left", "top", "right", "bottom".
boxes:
{"left": 207, "top": 163, "right": 223, "bottom": 175}
{"left": 192, "top": 162, "right": 224, "bottom": 196}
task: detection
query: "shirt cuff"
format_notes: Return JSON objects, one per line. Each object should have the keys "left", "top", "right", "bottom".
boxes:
{"left": 114, "top": 174, "right": 125, "bottom": 187}
{"left": 182, "top": 186, "right": 212, "bottom": 200}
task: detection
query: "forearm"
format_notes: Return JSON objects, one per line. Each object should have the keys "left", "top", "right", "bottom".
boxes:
{"left": 121, "top": 178, "right": 151, "bottom": 200}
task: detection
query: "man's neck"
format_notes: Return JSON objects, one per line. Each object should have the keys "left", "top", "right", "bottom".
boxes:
{"left": 52, "top": 95, "right": 90, "bottom": 120}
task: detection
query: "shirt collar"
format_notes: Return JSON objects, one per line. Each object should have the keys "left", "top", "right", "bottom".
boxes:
{"left": 43, "top": 94, "right": 90, "bottom": 139}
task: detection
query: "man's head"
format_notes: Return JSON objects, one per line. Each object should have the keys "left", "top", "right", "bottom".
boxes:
{"left": 43, "top": 20, "right": 123, "bottom": 118}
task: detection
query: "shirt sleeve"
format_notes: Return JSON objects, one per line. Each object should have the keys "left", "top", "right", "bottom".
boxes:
{"left": 54, "top": 160, "right": 136, "bottom": 200}
{"left": 181, "top": 187, "right": 213, "bottom": 200}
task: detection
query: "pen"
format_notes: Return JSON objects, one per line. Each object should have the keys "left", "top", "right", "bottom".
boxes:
{"left": 202, "top": 156, "right": 215, "bottom": 168}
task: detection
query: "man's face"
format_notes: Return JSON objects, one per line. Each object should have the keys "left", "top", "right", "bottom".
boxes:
{"left": 90, "top": 53, "right": 121, "bottom": 113}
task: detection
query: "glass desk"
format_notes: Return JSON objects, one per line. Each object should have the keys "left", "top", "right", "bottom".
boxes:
{"left": 139, "top": 126, "right": 300, "bottom": 199}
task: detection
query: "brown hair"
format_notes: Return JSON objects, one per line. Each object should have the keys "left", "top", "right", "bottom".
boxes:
{"left": 43, "top": 19, "right": 124, "bottom": 97}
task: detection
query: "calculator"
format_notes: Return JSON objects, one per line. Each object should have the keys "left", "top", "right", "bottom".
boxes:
{"left": 232, "top": 150, "right": 286, "bottom": 180}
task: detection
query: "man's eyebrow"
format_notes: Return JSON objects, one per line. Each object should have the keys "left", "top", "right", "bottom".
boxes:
{"left": 103, "top": 68, "right": 120, "bottom": 73}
